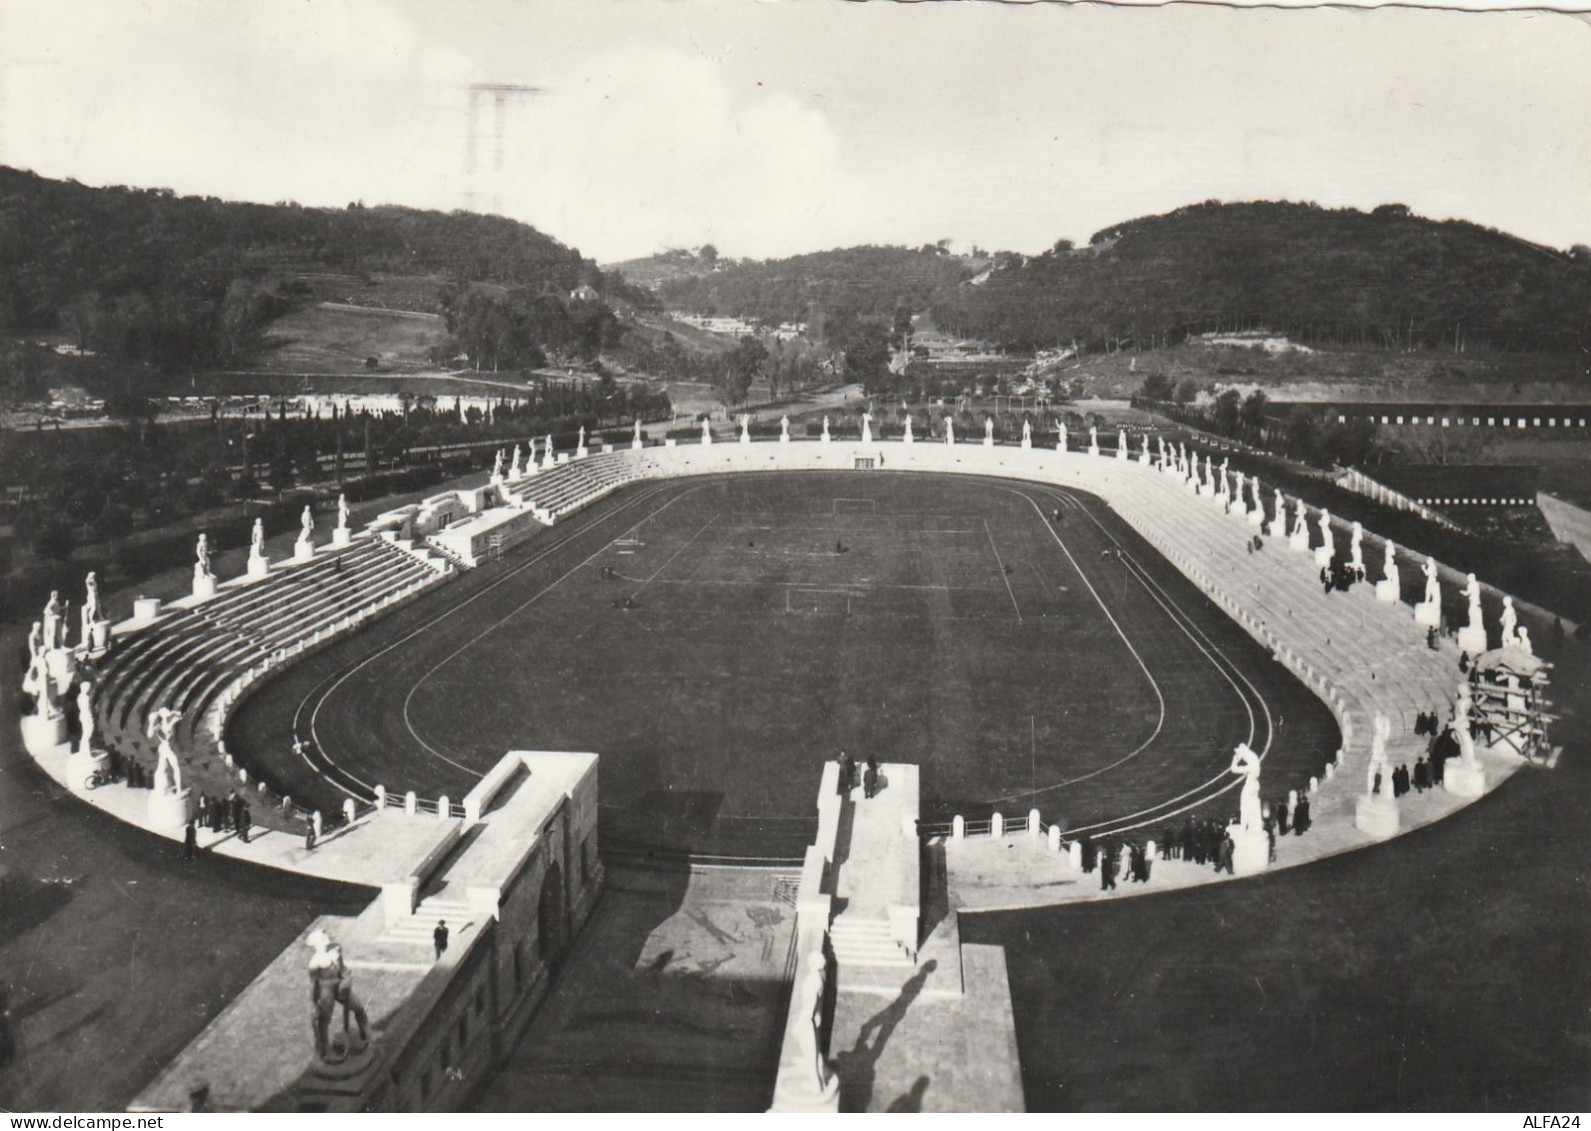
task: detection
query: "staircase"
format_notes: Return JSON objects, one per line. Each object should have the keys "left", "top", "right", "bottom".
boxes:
{"left": 829, "top": 913, "right": 914, "bottom": 968}
{"left": 381, "top": 894, "right": 475, "bottom": 949}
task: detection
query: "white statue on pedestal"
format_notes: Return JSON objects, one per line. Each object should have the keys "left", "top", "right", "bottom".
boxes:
{"left": 337, "top": 494, "right": 350, "bottom": 531}
{"left": 794, "top": 953, "right": 835, "bottom": 1098}
{"left": 1292, "top": 503, "right": 1308, "bottom": 540}
{"left": 1058, "top": 421, "right": 1067, "bottom": 451}
{"left": 944, "top": 417, "right": 955, "bottom": 445}
{"left": 491, "top": 449, "right": 505, "bottom": 479}
{"left": 146, "top": 706, "right": 184, "bottom": 795}
{"left": 1516, "top": 625, "right": 1533, "bottom": 655}
{"left": 1232, "top": 470, "right": 1245, "bottom": 504}
{"left": 577, "top": 424, "right": 586, "bottom": 450}
{"left": 509, "top": 445, "right": 522, "bottom": 478}
{"left": 1117, "top": 428, "right": 1127, "bottom": 456}
{"left": 1499, "top": 596, "right": 1518, "bottom": 648}
{"left": 701, "top": 417, "right": 713, "bottom": 445}
{"left": 298, "top": 505, "right": 314, "bottom": 546}
{"left": 1349, "top": 522, "right": 1364, "bottom": 573}
{"left": 634, "top": 418, "right": 643, "bottom": 445}
{"left": 1317, "top": 509, "right": 1334, "bottom": 557}
{"left": 861, "top": 412, "right": 873, "bottom": 444}
{"left": 1463, "top": 573, "right": 1482, "bottom": 630}
{"left": 42, "top": 591, "right": 63, "bottom": 650}
{"left": 1229, "top": 742, "right": 1263, "bottom": 832}
{"left": 1383, "top": 540, "right": 1399, "bottom": 587}
{"left": 903, "top": 414, "right": 914, "bottom": 443}
{"left": 196, "top": 534, "right": 214, "bottom": 580}
{"left": 81, "top": 572, "right": 102, "bottom": 646}
{"left": 1022, "top": 418, "right": 1032, "bottom": 445}
{"left": 1274, "top": 487, "right": 1285, "bottom": 518}
{"left": 77, "top": 680, "right": 95, "bottom": 755}
{"left": 1422, "top": 556, "right": 1440, "bottom": 607}
{"left": 741, "top": 414, "right": 752, "bottom": 443}
{"left": 1088, "top": 425, "right": 1099, "bottom": 452}
{"left": 544, "top": 434, "right": 555, "bottom": 465}
{"left": 1452, "top": 685, "right": 1479, "bottom": 769}
{"left": 1368, "top": 709, "right": 1392, "bottom": 795}
{"left": 985, "top": 417, "right": 995, "bottom": 443}
{"left": 780, "top": 415, "right": 791, "bottom": 441}
{"left": 250, "top": 518, "right": 266, "bottom": 558}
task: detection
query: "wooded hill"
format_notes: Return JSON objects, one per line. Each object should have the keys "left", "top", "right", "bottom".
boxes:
{"left": 0, "top": 166, "right": 623, "bottom": 372}
{"left": 647, "top": 202, "right": 1588, "bottom": 356}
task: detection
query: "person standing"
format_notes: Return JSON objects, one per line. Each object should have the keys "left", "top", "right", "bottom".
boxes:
{"left": 183, "top": 820, "right": 198, "bottom": 862}
{"left": 837, "top": 752, "right": 854, "bottom": 797}
{"left": 434, "top": 920, "right": 449, "bottom": 959}
{"left": 238, "top": 800, "right": 251, "bottom": 844}
{"left": 1100, "top": 843, "right": 1116, "bottom": 890}
{"left": 863, "top": 757, "right": 880, "bottom": 799}
{"left": 1293, "top": 793, "right": 1310, "bottom": 835}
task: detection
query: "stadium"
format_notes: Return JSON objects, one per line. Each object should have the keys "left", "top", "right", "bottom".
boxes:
{"left": 16, "top": 427, "right": 1568, "bottom": 1112}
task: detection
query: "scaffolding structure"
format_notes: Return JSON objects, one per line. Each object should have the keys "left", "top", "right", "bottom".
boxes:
{"left": 1468, "top": 646, "right": 1558, "bottom": 765}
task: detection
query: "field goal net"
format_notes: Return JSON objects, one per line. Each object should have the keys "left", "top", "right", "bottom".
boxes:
{"left": 832, "top": 498, "right": 877, "bottom": 516}
{"left": 786, "top": 588, "right": 854, "bottom": 615}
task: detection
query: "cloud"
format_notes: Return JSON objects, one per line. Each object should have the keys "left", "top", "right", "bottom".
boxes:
{"left": 493, "top": 43, "right": 847, "bottom": 260}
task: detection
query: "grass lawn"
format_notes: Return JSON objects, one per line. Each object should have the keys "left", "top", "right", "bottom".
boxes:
{"left": 232, "top": 472, "right": 1338, "bottom": 858}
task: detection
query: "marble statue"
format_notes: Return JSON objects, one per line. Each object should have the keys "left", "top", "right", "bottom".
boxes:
{"left": 702, "top": 417, "right": 713, "bottom": 444}
{"left": 634, "top": 418, "right": 643, "bottom": 444}
{"left": 1229, "top": 742, "right": 1263, "bottom": 832}
{"left": 77, "top": 680, "right": 95, "bottom": 755}
{"left": 1383, "top": 540, "right": 1399, "bottom": 585}
{"left": 544, "top": 434, "right": 555, "bottom": 464}
{"left": 1349, "top": 522, "right": 1364, "bottom": 573}
{"left": 1452, "top": 686, "right": 1478, "bottom": 768}
{"left": 195, "top": 534, "right": 213, "bottom": 580}
{"left": 509, "top": 444, "right": 522, "bottom": 478}
{"left": 780, "top": 415, "right": 791, "bottom": 441}
{"left": 985, "top": 417, "right": 995, "bottom": 442}
{"left": 1422, "top": 556, "right": 1440, "bottom": 607}
{"left": 1057, "top": 421, "right": 1067, "bottom": 451}
{"left": 83, "top": 571, "right": 102, "bottom": 626}
{"left": 741, "top": 414, "right": 752, "bottom": 442}
{"left": 861, "top": 412, "right": 873, "bottom": 444}
{"left": 794, "top": 953, "right": 833, "bottom": 1096}
{"left": 1463, "top": 573, "right": 1482, "bottom": 629}
{"left": 299, "top": 505, "right": 314, "bottom": 544}
{"left": 1089, "top": 425, "right": 1099, "bottom": 451}
{"left": 1232, "top": 470, "right": 1245, "bottom": 502}
{"left": 146, "top": 706, "right": 183, "bottom": 795}
{"left": 1368, "top": 709, "right": 1392, "bottom": 795}
{"left": 27, "top": 620, "right": 41, "bottom": 662}
{"left": 1117, "top": 428, "right": 1127, "bottom": 455}
{"left": 1275, "top": 487, "right": 1285, "bottom": 517}
{"left": 20, "top": 633, "right": 49, "bottom": 714}
{"left": 1516, "top": 625, "right": 1533, "bottom": 655}
{"left": 307, "top": 930, "right": 369, "bottom": 1062}
{"left": 337, "top": 494, "right": 350, "bottom": 530}
{"left": 903, "top": 414, "right": 914, "bottom": 442}
{"left": 492, "top": 449, "right": 505, "bottom": 478}
{"left": 1499, "top": 596, "right": 1518, "bottom": 648}
{"left": 944, "top": 416, "right": 955, "bottom": 445}
{"left": 42, "top": 591, "right": 63, "bottom": 650}
{"left": 577, "top": 424, "right": 586, "bottom": 449}
{"left": 1317, "top": 509, "right": 1334, "bottom": 556}
{"left": 1022, "top": 418, "right": 1032, "bottom": 444}
{"left": 250, "top": 518, "right": 266, "bottom": 557}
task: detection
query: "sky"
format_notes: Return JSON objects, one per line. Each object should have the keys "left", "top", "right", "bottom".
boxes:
{"left": 2, "top": 0, "right": 1589, "bottom": 264}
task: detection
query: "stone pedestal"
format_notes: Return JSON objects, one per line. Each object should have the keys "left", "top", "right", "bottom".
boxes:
{"left": 768, "top": 1073, "right": 841, "bottom": 1114}
{"left": 1021, "top": 437, "right": 1031, "bottom": 449}
{"left": 1088, "top": 445, "right": 1100, "bottom": 458}
{"left": 193, "top": 575, "right": 218, "bottom": 601}
{"left": 333, "top": 526, "right": 352, "bottom": 546}
{"left": 576, "top": 446, "right": 588, "bottom": 459}
{"left": 1268, "top": 517, "right": 1287, "bottom": 539}
{"left": 1313, "top": 546, "right": 1333, "bottom": 569}
{"left": 66, "top": 746, "right": 107, "bottom": 789}
{"left": 1354, "top": 793, "right": 1400, "bottom": 838}
{"left": 1247, "top": 508, "right": 1264, "bottom": 527}
{"left": 1229, "top": 825, "right": 1270, "bottom": 876}
{"left": 20, "top": 712, "right": 69, "bottom": 756}
{"left": 632, "top": 437, "right": 644, "bottom": 450}
{"left": 1288, "top": 530, "right": 1309, "bottom": 553}
{"left": 1457, "top": 624, "right": 1487, "bottom": 656}
{"left": 147, "top": 787, "right": 193, "bottom": 832}
{"left": 134, "top": 596, "right": 163, "bottom": 620}
{"left": 1443, "top": 760, "right": 1486, "bottom": 798}
{"left": 247, "top": 554, "right": 270, "bottom": 580}
{"left": 89, "top": 619, "right": 112, "bottom": 652}
{"left": 295, "top": 541, "right": 316, "bottom": 562}
{"left": 1375, "top": 579, "right": 1400, "bottom": 604}
{"left": 1414, "top": 601, "right": 1441, "bottom": 629}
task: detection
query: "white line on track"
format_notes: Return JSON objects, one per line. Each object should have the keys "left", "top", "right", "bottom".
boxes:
{"left": 983, "top": 517, "right": 1024, "bottom": 622}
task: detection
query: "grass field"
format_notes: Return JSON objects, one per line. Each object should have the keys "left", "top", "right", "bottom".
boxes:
{"left": 232, "top": 471, "right": 1338, "bottom": 858}
{"left": 251, "top": 302, "right": 446, "bottom": 375}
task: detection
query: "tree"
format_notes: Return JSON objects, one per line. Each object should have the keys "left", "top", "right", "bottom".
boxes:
{"left": 1212, "top": 389, "right": 1242, "bottom": 437}
{"left": 716, "top": 336, "right": 767, "bottom": 405}
{"left": 842, "top": 323, "right": 893, "bottom": 394}
{"left": 1140, "top": 372, "right": 1175, "bottom": 402}
{"left": 1173, "top": 378, "right": 1199, "bottom": 406}
{"left": 1240, "top": 389, "right": 1270, "bottom": 438}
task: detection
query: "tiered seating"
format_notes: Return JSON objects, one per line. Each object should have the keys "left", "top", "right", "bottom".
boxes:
{"left": 95, "top": 536, "right": 447, "bottom": 825}
{"left": 1087, "top": 461, "right": 1458, "bottom": 776}
{"left": 502, "top": 451, "right": 644, "bottom": 521}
